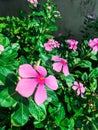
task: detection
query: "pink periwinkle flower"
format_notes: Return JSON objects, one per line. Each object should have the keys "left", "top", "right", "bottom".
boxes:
{"left": 88, "top": 38, "right": 98, "bottom": 52}
{"left": 0, "top": 45, "right": 4, "bottom": 54}
{"left": 72, "top": 81, "right": 85, "bottom": 97}
{"left": 44, "top": 39, "right": 60, "bottom": 52}
{"left": 47, "top": 6, "right": 52, "bottom": 10}
{"left": 67, "top": 39, "right": 78, "bottom": 51}
{"left": 87, "top": 13, "right": 96, "bottom": 19}
{"left": 16, "top": 64, "right": 58, "bottom": 105}
{"left": 52, "top": 56, "right": 70, "bottom": 76}
{"left": 27, "top": 0, "right": 38, "bottom": 7}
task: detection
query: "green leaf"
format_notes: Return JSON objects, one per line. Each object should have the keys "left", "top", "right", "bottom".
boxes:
{"left": 0, "top": 88, "right": 16, "bottom": 107}
{"left": 62, "top": 74, "right": 75, "bottom": 87}
{"left": 34, "top": 121, "right": 44, "bottom": 128}
{"left": 29, "top": 98, "right": 46, "bottom": 121}
{"left": 68, "top": 118, "right": 74, "bottom": 130}
{"left": 0, "top": 66, "right": 11, "bottom": 83}
{"left": 0, "top": 34, "right": 10, "bottom": 46}
{"left": 11, "top": 43, "right": 20, "bottom": 51}
{"left": 90, "top": 79, "right": 97, "bottom": 91}
{"left": 55, "top": 103, "right": 65, "bottom": 126}
{"left": 73, "top": 108, "right": 83, "bottom": 119}
{"left": 11, "top": 102, "right": 29, "bottom": 126}
{"left": 79, "top": 60, "right": 92, "bottom": 70}
{"left": 64, "top": 95, "right": 71, "bottom": 112}
{"left": 47, "top": 88, "right": 59, "bottom": 105}
{"left": 89, "top": 68, "right": 98, "bottom": 79}
{"left": 82, "top": 72, "right": 88, "bottom": 82}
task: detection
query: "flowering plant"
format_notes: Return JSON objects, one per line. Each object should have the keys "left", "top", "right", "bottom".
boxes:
{"left": 0, "top": 0, "right": 98, "bottom": 130}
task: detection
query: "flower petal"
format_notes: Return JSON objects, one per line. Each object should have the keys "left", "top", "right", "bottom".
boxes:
{"left": 63, "top": 64, "right": 70, "bottom": 76}
{"left": 52, "top": 56, "right": 60, "bottom": 61}
{"left": 79, "top": 83, "right": 85, "bottom": 93}
{"left": 77, "top": 89, "right": 80, "bottom": 95}
{"left": 19, "top": 64, "right": 38, "bottom": 78}
{"left": 45, "top": 75, "right": 58, "bottom": 90}
{"left": 74, "top": 81, "right": 79, "bottom": 86}
{"left": 93, "top": 46, "right": 98, "bottom": 52}
{"left": 36, "top": 66, "right": 47, "bottom": 76}
{"left": 53, "top": 62, "right": 62, "bottom": 72}
{"left": 16, "top": 79, "right": 37, "bottom": 98}
{"left": 34, "top": 84, "right": 47, "bottom": 105}
{"left": 72, "top": 85, "right": 78, "bottom": 90}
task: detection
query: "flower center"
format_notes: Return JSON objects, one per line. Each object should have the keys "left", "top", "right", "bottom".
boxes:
{"left": 37, "top": 75, "right": 45, "bottom": 84}
{"left": 78, "top": 85, "right": 81, "bottom": 90}
{"left": 61, "top": 59, "right": 66, "bottom": 65}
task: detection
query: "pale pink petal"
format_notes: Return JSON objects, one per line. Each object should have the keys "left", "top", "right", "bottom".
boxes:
{"left": 72, "top": 85, "right": 78, "bottom": 90}
{"left": 79, "top": 83, "right": 85, "bottom": 93}
{"left": 19, "top": 64, "right": 38, "bottom": 78}
{"left": 16, "top": 79, "right": 37, "bottom": 98}
{"left": 63, "top": 64, "right": 70, "bottom": 76}
{"left": 45, "top": 75, "right": 58, "bottom": 90}
{"left": 81, "top": 87, "right": 85, "bottom": 93}
{"left": 36, "top": 66, "right": 47, "bottom": 76}
{"left": 77, "top": 89, "right": 81, "bottom": 95}
{"left": 34, "top": 84, "right": 47, "bottom": 105}
{"left": 0, "top": 45, "right": 4, "bottom": 51}
{"left": 93, "top": 46, "right": 98, "bottom": 52}
{"left": 74, "top": 81, "right": 79, "bottom": 86}
{"left": 44, "top": 43, "right": 53, "bottom": 51}
{"left": 88, "top": 40, "right": 95, "bottom": 47}
{"left": 53, "top": 62, "right": 62, "bottom": 72}
{"left": 52, "top": 56, "right": 60, "bottom": 61}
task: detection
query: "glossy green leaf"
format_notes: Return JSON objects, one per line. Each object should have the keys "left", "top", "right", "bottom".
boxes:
{"left": 79, "top": 60, "right": 92, "bottom": 70}
{"left": 0, "top": 88, "right": 16, "bottom": 107}
{"left": 89, "top": 68, "right": 98, "bottom": 79}
{"left": 11, "top": 102, "right": 29, "bottom": 126}
{"left": 29, "top": 98, "right": 46, "bottom": 121}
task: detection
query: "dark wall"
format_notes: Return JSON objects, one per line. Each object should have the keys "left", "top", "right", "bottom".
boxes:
{"left": 0, "top": 0, "right": 98, "bottom": 40}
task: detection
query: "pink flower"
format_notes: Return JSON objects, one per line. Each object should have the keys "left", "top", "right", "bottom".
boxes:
{"left": 88, "top": 38, "right": 98, "bottom": 52}
{"left": 0, "top": 45, "right": 4, "bottom": 54}
{"left": 47, "top": 6, "right": 52, "bottom": 10}
{"left": 16, "top": 64, "right": 58, "bottom": 105}
{"left": 27, "top": 0, "right": 38, "bottom": 7}
{"left": 52, "top": 56, "right": 70, "bottom": 76}
{"left": 72, "top": 81, "right": 85, "bottom": 97}
{"left": 67, "top": 39, "right": 78, "bottom": 51}
{"left": 44, "top": 39, "right": 60, "bottom": 52}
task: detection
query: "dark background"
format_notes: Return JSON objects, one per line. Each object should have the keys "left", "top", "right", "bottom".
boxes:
{"left": 0, "top": 0, "right": 98, "bottom": 40}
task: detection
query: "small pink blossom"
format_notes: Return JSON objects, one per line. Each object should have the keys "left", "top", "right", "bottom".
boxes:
{"left": 88, "top": 38, "right": 98, "bottom": 52}
{"left": 87, "top": 13, "right": 96, "bottom": 19}
{"left": 47, "top": 6, "right": 52, "bottom": 10}
{"left": 67, "top": 39, "right": 78, "bottom": 51}
{"left": 0, "top": 45, "right": 4, "bottom": 54}
{"left": 27, "top": 0, "right": 38, "bottom": 7}
{"left": 72, "top": 81, "right": 85, "bottom": 97}
{"left": 52, "top": 56, "right": 70, "bottom": 76}
{"left": 44, "top": 39, "right": 60, "bottom": 52}
{"left": 16, "top": 64, "right": 58, "bottom": 105}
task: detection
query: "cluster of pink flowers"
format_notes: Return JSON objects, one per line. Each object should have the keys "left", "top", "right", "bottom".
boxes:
{"left": 16, "top": 64, "right": 58, "bottom": 105}
{"left": 44, "top": 39, "right": 60, "bottom": 52}
{"left": 72, "top": 81, "right": 85, "bottom": 97}
{"left": 27, "top": 0, "right": 38, "bottom": 7}
{"left": 88, "top": 38, "right": 98, "bottom": 52}
{"left": 67, "top": 39, "right": 78, "bottom": 51}
{"left": 0, "top": 45, "right": 4, "bottom": 54}
{"left": 52, "top": 56, "right": 70, "bottom": 76}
